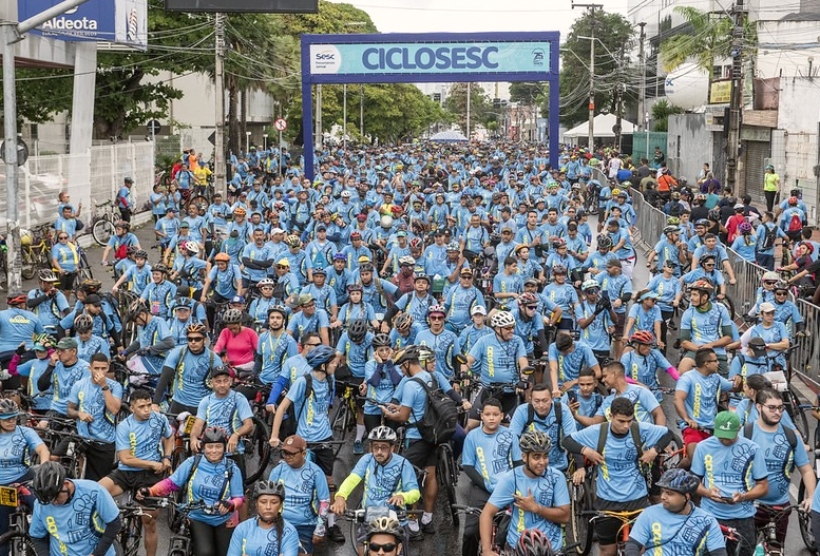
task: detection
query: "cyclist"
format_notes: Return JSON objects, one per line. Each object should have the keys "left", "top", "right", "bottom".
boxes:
{"left": 26, "top": 269, "right": 70, "bottom": 332}
{"left": 227, "top": 481, "right": 300, "bottom": 556}
{"left": 270, "top": 345, "right": 337, "bottom": 495}
{"left": 170, "top": 241, "right": 207, "bottom": 298}
{"left": 287, "top": 294, "right": 331, "bottom": 346}
{"left": 255, "top": 306, "right": 299, "bottom": 385}
{"left": 37, "top": 337, "right": 90, "bottom": 420}
{"left": 509, "top": 292, "right": 551, "bottom": 358}
{"left": 574, "top": 279, "right": 615, "bottom": 364}
{"left": 462, "top": 398, "right": 515, "bottom": 556}
{"left": 201, "top": 252, "right": 244, "bottom": 304}
{"left": 415, "top": 305, "right": 459, "bottom": 379}
{"left": 594, "top": 361, "right": 666, "bottom": 428}
{"left": 745, "top": 388, "right": 815, "bottom": 545}
{"left": 548, "top": 332, "right": 601, "bottom": 399}
{"left": 691, "top": 411, "right": 769, "bottom": 556}
{"left": 677, "top": 279, "right": 733, "bottom": 374}
{"left": 73, "top": 313, "right": 111, "bottom": 361}
{"left": 30, "top": 462, "right": 121, "bottom": 556}
{"left": 594, "top": 258, "right": 632, "bottom": 359}
{"left": 333, "top": 318, "right": 373, "bottom": 454}
{"left": 120, "top": 301, "right": 174, "bottom": 379}
{"left": 335, "top": 283, "right": 379, "bottom": 330}
{"left": 563, "top": 398, "right": 674, "bottom": 556}
{"left": 622, "top": 291, "right": 663, "bottom": 350}
{"left": 301, "top": 268, "right": 338, "bottom": 321}
{"left": 381, "top": 345, "right": 440, "bottom": 538}
{"left": 620, "top": 331, "right": 679, "bottom": 402}
{"left": 113, "top": 249, "right": 152, "bottom": 294}
{"left": 681, "top": 254, "right": 728, "bottom": 300}
{"left": 442, "top": 267, "right": 487, "bottom": 334}
{"left": 0, "top": 291, "right": 44, "bottom": 368}
{"left": 390, "top": 312, "right": 420, "bottom": 349}
{"left": 242, "top": 228, "right": 277, "bottom": 289}
{"left": 268, "top": 434, "right": 334, "bottom": 551}
{"left": 647, "top": 225, "right": 687, "bottom": 276}
{"left": 493, "top": 256, "right": 523, "bottom": 309}
{"left": 541, "top": 264, "right": 578, "bottom": 331}
{"left": 362, "top": 517, "right": 405, "bottom": 556}
{"left": 332, "top": 426, "right": 420, "bottom": 544}
{"left": 100, "top": 220, "right": 140, "bottom": 267}
{"left": 153, "top": 322, "right": 217, "bottom": 414}
{"left": 99, "top": 388, "right": 173, "bottom": 556}
{"left": 741, "top": 301, "right": 790, "bottom": 369}
{"left": 561, "top": 367, "right": 603, "bottom": 429}
{"left": 189, "top": 366, "right": 254, "bottom": 479}
{"left": 480, "top": 431, "right": 570, "bottom": 556}
{"left": 769, "top": 281, "right": 805, "bottom": 336}
{"left": 749, "top": 272, "right": 781, "bottom": 318}
{"left": 457, "top": 305, "right": 493, "bottom": 357}
{"left": 586, "top": 235, "right": 618, "bottom": 276}
{"left": 16, "top": 335, "right": 56, "bottom": 415}
{"left": 139, "top": 263, "right": 177, "bottom": 319}
{"left": 509, "top": 383, "right": 578, "bottom": 473}
{"left": 731, "top": 221, "right": 758, "bottom": 263}
{"left": 214, "top": 308, "right": 258, "bottom": 373}
{"left": 645, "top": 259, "right": 681, "bottom": 352}
{"left": 138, "top": 426, "right": 245, "bottom": 556}
{"left": 363, "top": 334, "right": 402, "bottom": 433}
{"left": 464, "top": 311, "right": 530, "bottom": 428}
{"left": 626, "top": 469, "right": 726, "bottom": 556}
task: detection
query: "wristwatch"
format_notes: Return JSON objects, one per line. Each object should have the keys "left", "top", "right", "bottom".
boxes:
{"left": 101, "top": 385, "right": 110, "bottom": 391}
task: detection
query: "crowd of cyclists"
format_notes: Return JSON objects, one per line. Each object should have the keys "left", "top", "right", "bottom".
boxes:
{"left": 0, "top": 141, "right": 819, "bottom": 556}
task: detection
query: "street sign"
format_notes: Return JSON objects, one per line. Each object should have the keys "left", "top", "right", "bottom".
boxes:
{"left": 147, "top": 120, "right": 162, "bottom": 135}
{"left": 274, "top": 118, "right": 288, "bottom": 132}
{"left": 0, "top": 138, "right": 29, "bottom": 167}
{"left": 208, "top": 132, "right": 216, "bottom": 146}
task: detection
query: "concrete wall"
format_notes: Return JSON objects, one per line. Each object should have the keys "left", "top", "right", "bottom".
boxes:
{"left": 757, "top": 21, "right": 820, "bottom": 79}
{"left": 667, "top": 113, "right": 713, "bottom": 182}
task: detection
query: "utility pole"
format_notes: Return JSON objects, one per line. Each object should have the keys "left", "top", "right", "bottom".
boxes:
{"left": 214, "top": 13, "right": 226, "bottom": 192}
{"left": 466, "top": 83, "right": 471, "bottom": 141}
{"left": 614, "top": 43, "right": 626, "bottom": 152}
{"left": 726, "top": 0, "right": 746, "bottom": 192}
{"left": 3, "top": 0, "right": 91, "bottom": 294}
{"left": 637, "top": 22, "right": 647, "bottom": 133}
{"left": 572, "top": 2, "right": 602, "bottom": 150}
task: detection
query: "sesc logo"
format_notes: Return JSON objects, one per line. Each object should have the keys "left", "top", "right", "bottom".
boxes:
{"left": 532, "top": 49, "right": 545, "bottom": 66}
{"left": 311, "top": 46, "right": 342, "bottom": 74}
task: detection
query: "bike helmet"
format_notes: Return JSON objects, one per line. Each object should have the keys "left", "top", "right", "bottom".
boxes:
{"left": 663, "top": 225, "right": 680, "bottom": 235}
{"left": 694, "top": 219, "right": 710, "bottom": 229}
{"left": 6, "top": 291, "right": 27, "bottom": 306}
{"left": 214, "top": 252, "right": 230, "bottom": 263}
{"left": 287, "top": 235, "right": 301, "bottom": 248}
{"left": 349, "top": 319, "right": 369, "bottom": 343}
{"left": 518, "top": 292, "right": 538, "bottom": 306}
{"left": 552, "top": 238, "right": 567, "bottom": 249}
{"left": 581, "top": 280, "right": 600, "bottom": 292}
{"left": 380, "top": 215, "right": 394, "bottom": 228}
{"left": 115, "top": 220, "right": 130, "bottom": 231}
{"left": 127, "top": 245, "right": 139, "bottom": 256}
{"left": 490, "top": 311, "right": 516, "bottom": 328}
{"left": 409, "top": 238, "right": 423, "bottom": 250}
{"left": 368, "top": 425, "right": 398, "bottom": 444}
{"left": 366, "top": 517, "right": 404, "bottom": 540}
{"left": 372, "top": 333, "right": 392, "bottom": 348}
{"left": 172, "top": 297, "right": 193, "bottom": 311}
{"left": 79, "top": 279, "right": 102, "bottom": 293}
{"left": 73, "top": 314, "right": 94, "bottom": 334}
{"left": 773, "top": 281, "right": 790, "bottom": 292}
{"left": 221, "top": 308, "right": 244, "bottom": 324}
{"left": 666, "top": 216, "right": 681, "bottom": 226}
{"left": 31, "top": 462, "right": 67, "bottom": 504}
{"left": 253, "top": 480, "right": 286, "bottom": 500}
{"left": 0, "top": 399, "right": 19, "bottom": 419}
{"left": 551, "top": 264, "right": 567, "bottom": 275}
{"left": 394, "top": 313, "right": 413, "bottom": 331}
{"left": 514, "top": 529, "right": 554, "bottom": 556}
{"left": 393, "top": 345, "right": 421, "bottom": 365}
{"left": 708, "top": 208, "right": 721, "bottom": 221}
{"left": 186, "top": 322, "right": 207, "bottom": 336}
{"left": 428, "top": 304, "right": 446, "bottom": 318}
{"left": 332, "top": 252, "right": 347, "bottom": 262}
{"left": 446, "top": 242, "right": 460, "bottom": 252}
{"left": 519, "top": 430, "right": 552, "bottom": 454}
{"left": 347, "top": 282, "right": 364, "bottom": 293}
{"left": 257, "top": 277, "right": 275, "bottom": 288}
{"left": 656, "top": 468, "right": 700, "bottom": 495}
{"left": 38, "top": 269, "right": 58, "bottom": 282}
{"left": 201, "top": 426, "right": 228, "bottom": 445}
{"left": 233, "top": 207, "right": 247, "bottom": 217}
{"left": 306, "top": 345, "right": 336, "bottom": 368}
{"left": 762, "top": 271, "right": 780, "bottom": 282}
{"left": 630, "top": 330, "right": 656, "bottom": 345}
{"left": 135, "top": 249, "right": 149, "bottom": 259}
{"left": 596, "top": 235, "right": 613, "bottom": 249}
{"left": 418, "top": 346, "right": 436, "bottom": 365}
{"left": 184, "top": 242, "right": 200, "bottom": 255}
{"left": 127, "top": 300, "right": 149, "bottom": 319}
{"left": 738, "top": 221, "right": 753, "bottom": 234}
{"left": 688, "top": 279, "right": 713, "bottom": 294}
{"left": 398, "top": 256, "right": 415, "bottom": 267}
{"left": 152, "top": 263, "right": 170, "bottom": 275}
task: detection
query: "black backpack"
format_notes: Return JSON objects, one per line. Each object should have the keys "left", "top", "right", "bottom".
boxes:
{"left": 760, "top": 224, "right": 777, "bottom": 250}
{"left": 411, "top": 377, "right": 458, "bottom": 444}
{"left": 742, "top": 422, "right": 797, "bottom": 477}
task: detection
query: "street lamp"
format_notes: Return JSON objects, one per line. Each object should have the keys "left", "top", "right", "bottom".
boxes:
{"left": 263, "top": 133, "right": 268, "bottom": 152}
{"left": 245, "top": 131, "right": 251, "bottom": 154}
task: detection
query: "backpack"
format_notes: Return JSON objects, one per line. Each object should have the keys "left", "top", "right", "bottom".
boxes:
{"left": 760, "top": 224, "right": 778, "bottom": 251}
{"left": 788, "top": 213, "right": 803, "bottom": 233}
{"left": 742, "top": 422, "right": 797, "bottom": 477}
{"left": 596, "top": 420, "right": 651, "bottom": 485}
{"left": 410, "top": 376, "right": 458, "bottom": 444}
{"left": 525, "top": 402, "right": 565, "bottom": 448}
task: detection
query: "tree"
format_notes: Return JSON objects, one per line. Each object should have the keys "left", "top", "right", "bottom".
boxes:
{"left": 650, "top": 99, "right": 684, "bottom": 131}
{"left": 444, "top": 83, "right": 492, "bottom": 135}
{"left": 559, "top": 10, "right": 634, "bottom": 127}
{"left": 660, "top": 6, "right": 757, "bottom": 73}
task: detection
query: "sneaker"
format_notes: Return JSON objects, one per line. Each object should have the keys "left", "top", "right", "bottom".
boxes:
{"left": 421, "top": 521, "right": 436, "bottom": 534}
{"left": 409, "top": 528, "right": 424, "bottom": 541}
{"left": 353, "top": 440, "right": 364, "bottom": 455}
{"left": 327, "top": 524, "right": 345, "bottom": 543}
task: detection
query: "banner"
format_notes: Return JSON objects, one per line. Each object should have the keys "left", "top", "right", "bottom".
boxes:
{"left": 18, "top": 0, "right": 148, "bottom": 50}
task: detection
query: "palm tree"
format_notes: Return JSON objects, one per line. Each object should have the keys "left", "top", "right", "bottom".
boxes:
{"left": 660, "top": 6, "right": 756, "bottom": 73}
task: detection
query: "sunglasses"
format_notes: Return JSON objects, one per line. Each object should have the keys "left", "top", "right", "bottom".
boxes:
{"left": 763, "top": 280, "right": 778, "bottom": 285}
{"left": 304, "top": 343, "right": 323, "bottom": 347}
{"left": 58, "top": 236, "right": 68, "bottom": 240}
{"left": 775, "top": 291, "right": 788, "bottom": 295}
{"left": 429, "top": 316, "right": 444, "bottom": 321}
{"left": 187, "top": 337, "right": 205, "bottom": 342}
{"left": 369, "top": 543, "right": 397, "bottom": 553}
{"left": 276, "top": 265, "right": 289, "bottom": 269}
{"left": 526, "top": 305, "right": 538, "bottom": 310}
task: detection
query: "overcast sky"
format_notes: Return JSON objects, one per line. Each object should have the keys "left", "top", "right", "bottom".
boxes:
{"left": 327, "top": 0, "right": 630, "bottom": 40}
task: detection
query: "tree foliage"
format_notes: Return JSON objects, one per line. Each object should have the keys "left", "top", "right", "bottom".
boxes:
{"left": 444, "top": 83, "right": 493, "bottom": 136}
{"left": 649, "top": 99, "right": 684, "bottom": 131}
{"left": 559, "top": 10, "right": 634, "bottom": 127}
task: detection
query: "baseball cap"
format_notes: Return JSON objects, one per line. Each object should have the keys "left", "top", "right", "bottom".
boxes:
{"left": 271, "top": 228, "right": 285, "bottom": 235}
{"left": 210, "top": 366, "right": 235, "bottom": 379}
{"left": 759, "top": 302, "right": 776, "bottom": 313}
{"left": 471, "top": 305, "right": 487, "bottom": 316}
{"left": 298, "top": 294, "right": 314, "bottom": 306}
{"left": 179, "top": 221, "right": 190, "bottom": 229}
{"left": 84, "top": 294, "right": 102, "bottom": 306}
{"left": 33, "top": 342, "right": 48, "bottom": 352}
{"left": 56, "top": 338, "right": 78, "bottom": 350}
{"left": 231, "top": 295, "right": 246, "bottom": 304}
{"left": 283, "top": 435, "right": 307, "bottom": 452}
{"left": 713, "top": 411, "right": 740, "bottom": 439}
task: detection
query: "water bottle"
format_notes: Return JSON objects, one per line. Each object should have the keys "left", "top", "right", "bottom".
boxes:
{"left": 754, "top": 543, "right": 765, "bottom": 556}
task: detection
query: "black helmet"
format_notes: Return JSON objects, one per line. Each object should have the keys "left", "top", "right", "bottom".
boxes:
{"left": 348, "top": 319, "right": 368, "bottom": 343}
{"left": 306, "top": 345, "right": 336, "bottom": 368}
{"left": 134, "top": 249, "right": 149, "bottom": 259}
{"left": 253, "top": 480, "right": 286, "bottom": 500}
{"left": 73, "top": 314, "right": 94, "bottom": 334}
{"left": 32, "top": 462, "right": 67, "bottom": 504}
{"left": 393, "top": 345, "right": 421, "bottom": 365}
{"left": 201, "top": 426, "right": 228, "bottom": 445}
{"left": 152, "top": 263, "right": 170, "bottom": 275}
{"left": 596, "top": 234, "right": 613, "bottom": 249}
{"left": 655, "top": 468, "right": 700, "bottom": 495}
{"left": 372, "top": 333, "right": 391, "bottom": 348}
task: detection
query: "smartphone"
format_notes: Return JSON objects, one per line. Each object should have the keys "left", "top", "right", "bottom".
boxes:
{"left": 719, "top": 496, "right": 736, "bottom": 504}
{"left": 567, "top": 390, "right": 577, "bottom": 404}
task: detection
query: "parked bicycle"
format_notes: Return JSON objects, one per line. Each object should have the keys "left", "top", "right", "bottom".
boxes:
{"left": 90, "top": 199, "right": 118, "bottom": 246}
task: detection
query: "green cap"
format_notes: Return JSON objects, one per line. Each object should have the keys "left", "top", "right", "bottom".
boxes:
{"left": 713, "top": 411, "right": 740, "bottom": 439}
{"left": 56, "top": 337, "right": 78, "bottom": 350}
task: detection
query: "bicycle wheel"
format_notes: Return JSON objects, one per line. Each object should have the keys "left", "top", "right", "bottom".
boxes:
{"left": 0, "top": 531, "right": 37, "bottom": 556}
{"left": 798, "top": 482, "right": 816, "bottom": 553}
{"left": 436, "top": 443, "right": 460, "bottom": 527}
{"left": 331, "top": 401, "right": 351, "bottom": 445}
{"left": 122, "top": 515, "right": 143, "bottom": 556}
{"left": 92, "top": 219, "right": 115, "bottom": 246}
{"left": 787, "top": 387, "right": 810, "bottom": 442}
{"left": 243, "top": 416, "right": 272, "bottom": 485}
{"left": 76, "top": 266, "right": 94, "bottom": 285}
{"left": 566, "top": 480, "right": 593, "bottom": 556}
{"left": 660, "top": 434, "right": 683, "bottom": 472}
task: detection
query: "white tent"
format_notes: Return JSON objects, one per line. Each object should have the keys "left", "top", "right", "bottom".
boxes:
{"left": 562, "top": 113, "right": 636, "bottom": 140}
{"left": 430, "top": 130, "right": 469, "bottom": 142}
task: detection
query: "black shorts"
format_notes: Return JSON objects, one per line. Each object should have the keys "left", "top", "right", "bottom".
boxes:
{"left": 404, "top": 438, "right": 437, "bottom": 469}
{"left": 593, "top": 497, "right": 648, "bottom": 546}
{"left": 106, "top": 468, "right": 161, "bottom": 492}
{"left": 309, "top": 437, "right": 335, "bottom": 477}
{"left": 612, "top": 312, "right": 626, "bottom": 338}
{"left": 84, "top": 442, "right": 117, "bottom": 482}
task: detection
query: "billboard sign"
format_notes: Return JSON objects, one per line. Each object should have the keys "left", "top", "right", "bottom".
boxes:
{"left": 18, "top": 0, "right": 148, "bottom": 50}
{"left": 164, "top": 0, "right": 318, "bottom": 13}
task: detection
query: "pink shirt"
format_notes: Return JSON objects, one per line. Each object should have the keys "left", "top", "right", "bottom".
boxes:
{"left": 214, "top": 327, "right": 258, "bottom": 366}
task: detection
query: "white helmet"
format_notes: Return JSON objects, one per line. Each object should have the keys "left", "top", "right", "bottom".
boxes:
{"left": 184, "top": 241, "right": 200, "bottom": 255}
{"left": 490, "top": 311, "right": 516, "bottom": 328}
{"left": 581, "top": 279, "right": 600, "bottom": 291}
{"left": 762, "top": 271, "right": 780, "bottom": 282}
{"left": 380, "top": 215, "right": 393, "bottom": 228}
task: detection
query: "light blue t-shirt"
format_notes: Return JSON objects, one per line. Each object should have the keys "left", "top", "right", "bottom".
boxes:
{"left": 548, "top": 341, "right": 598, "bottom": 386}
{"left": 0, "top": 425, "right": 43, "bottom": 484}
{"left": 596, "top": 384, "right": 661, "bottom": 424}
{"left": 50, "top": 359, "right": 90, "bottom": 416}
{"left": 115, "top": 412, "right": 173, "bottom": 472}
{"left": 167, "top": 455, "right": 244, "bottom": 525}
{"left": 395, "top": 370, "right": 435, "bottom": 442}
{"left": 30, "top": 480, "right": 119, "bottom": 556}
{"left": 286, "top": 374, "right": 333, "bottom": 443}
{"left": 227, "top": 516, "right": 300, "bottom": 556}
{"left": 629, "top": 503, "right": 725, "bottom": 556}
{"left": 675, "top": 371, "right": 734, "bottom": 430}
{"left": 68, "top": 377, "right": 122, "bottom": 443}
{"left": 745, "top": 422, "right": 809, "bottom": 505}
{"left": 268, "top": 459, "right": 330, "bottom": 526}
{"left": 162, "top": 346, "right": 217, "bottom": 407}
{"left": 343, "top": 452, "right": 419, "bottom": 509}
{"left": 462, "top": 427, "right": 516, "bottom": 492}
{"left": 468, "top": 334, "right": 527, "bottom": 387}
{"left": 196, "top": 392, "right": 254, "bottom": 454}
{"left": 509, "top": 401, "right": 577, "bottom": 471}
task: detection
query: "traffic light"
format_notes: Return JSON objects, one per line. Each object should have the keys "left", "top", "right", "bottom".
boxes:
{"left": 493, "top": 98, "right": 501, "bottom": 109}
{"left": 433, "top": 93, "right": 441, "bottom": 102}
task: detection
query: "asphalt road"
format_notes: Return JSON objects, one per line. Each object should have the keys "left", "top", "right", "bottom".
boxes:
{"left": 15, "top": 217, "right": 818, "bottom": 556}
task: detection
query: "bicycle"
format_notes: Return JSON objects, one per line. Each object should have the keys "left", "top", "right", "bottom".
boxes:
{"left": 74, "top": 243, "right": 94, "bottom": 285}
{"left": 754, "top": 504, "right": 804, "bottom": 556}
{"left": 0, "top": 482, "right": 35, "bottom": 556}
{"left": 436, "top": 440, "right": 461, "bottom": 526}
{"left": 338, "top": 506, "right": 416, "bottom": 556}
{"left": 451, "top": 505, "right": 508, "bottom": 556}
{"left": 797, "top": 420, "right": 820, "bottom": 554}
{"left": 564, "top": 459, "right": 595, "bottom": 556}
{"left": 20, "top": 225, "right": 52, "bottom": 280}
{"left": 330, "top": 379, "right": 362, "bottom": 457}
{"left": 142, "top": 497, "right": 216, "bottom": 556}
{"left": 590, "top": 508, "right": 643, "bottom": 556}
{"left": 226, "top": 374, "right": 272, "bottom": 486}
{"left": 720, "top": 523, "right": 743, "bottom": 556}
{"left": 115, "top": 495, "right": 150, "bottom": 556}
{"left": 90, "top": 199, "right": 118, "bottom": 247}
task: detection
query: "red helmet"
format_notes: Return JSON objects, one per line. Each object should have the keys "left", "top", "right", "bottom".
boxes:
{"left": 518, "top": 292, "right": 539, "bottom": 306}
{"left": 630, "top": 330, "right": 656, "bottom": 345}
{"left": 688, "top": 279, "right": 713, "bottom": 293}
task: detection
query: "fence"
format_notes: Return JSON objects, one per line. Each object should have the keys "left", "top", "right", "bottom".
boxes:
{"left": 0, "top": 142, "right": 154, "bottom": 232}
{"left": 630, "top": 188, "right": 820, "bottom": 393}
